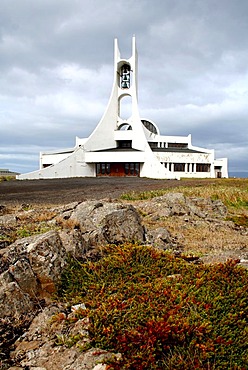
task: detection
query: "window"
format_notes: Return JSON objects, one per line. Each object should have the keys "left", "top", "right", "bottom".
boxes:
{"left": 106, "top": 163, "right": 111, "bottom": 174}
{"left": 168, "top": 143, "right": 188, "bottom": 148}
{"left": 196, "top": 164, "right": 210, "bottom": 172}
{"left": 124, "top": 163, "right": 140, "bottom": 176}
{"left": 96, "top": 163, "right": 101, "bottom": 175}
{"left": 174, "top": 163, "right": 185, "bottom": 172}
{"left": 148, "top": 142, "right": 158, "bottom": 149}
{"left": 118, "top": 123, "right": 132, "bottom": 130}
{"left": 142, "top": 120, "right": 158, "bottom": 134}
{"left": 117, "top": 140, "right": 132, "bottom": 148}
{"left": 96, "top": 163, "right": 111, "bottom": 175}
{"left": 135, "top": 163, "right": 139, "bottom": 175}
{"left": 130, "top": 163, "right": 134, "bottom": 175}
{"left": 124, "top": 163, "right": 129, "bottom": 175}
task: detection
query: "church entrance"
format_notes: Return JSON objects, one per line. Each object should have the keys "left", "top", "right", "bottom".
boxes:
{"left": 96, "top": 163, "right": 140, "bottom": 177}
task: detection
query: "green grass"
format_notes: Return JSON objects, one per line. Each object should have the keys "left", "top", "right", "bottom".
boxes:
{"left": 56, "top": 243, "right": 248, "bottom": 369}
{"left": 121, "top": 179, "right": 248, "bottom": 208}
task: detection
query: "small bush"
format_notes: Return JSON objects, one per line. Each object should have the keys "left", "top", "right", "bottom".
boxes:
{"left": 56, "top": 244, "right": 248, "bottom": 369}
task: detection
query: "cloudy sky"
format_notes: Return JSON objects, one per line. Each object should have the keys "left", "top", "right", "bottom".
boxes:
{"left": 1, "top": 0, "right": 248, "bottom": 176}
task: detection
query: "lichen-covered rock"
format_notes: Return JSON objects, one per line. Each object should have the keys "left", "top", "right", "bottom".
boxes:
{"left": 137, "top": 192, "right": 227, "bottom": 219}
{"left": 0, "top": 231, "right": 68, "bottom": 365}
{"left": 102, "top": 206, "right": 145, "bottom": 244}
{"left": 25, "top": 231, "right": 66, "bottom": 295}
{"left": 0, "top": 281, "right": 34, "bottom": 319}
{"left": 58, "top": 229, "right": 88, "bottom": 259}
{"left": 145, "top": 227, "right": 177, "bottom": 249}
{"left": 188, "top": 197, "right": 227, "bottom": 218}
{"left": 10, "top": 304, "right": 119, "bottom": 370}
{"left": 1, "top": 230, "right": 66, "bottom": 297}
{"left": 66, "top": 201, "right": 145, "bottom": 247}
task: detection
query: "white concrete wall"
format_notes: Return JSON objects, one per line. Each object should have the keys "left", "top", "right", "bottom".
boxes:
{"left": 154, "top": 151, "right": 213, "bottom": 164}
{"left": 18, "top": 148, "right": 95, "bottom": 180}
{"left": 85, "top": 151, "right": 146, "bottom": 163}
{"left": 214, "top": 158, "right": 228, "bottom": 178}
{"left": 41, "top": 151, "right": 73, "bottom": 168}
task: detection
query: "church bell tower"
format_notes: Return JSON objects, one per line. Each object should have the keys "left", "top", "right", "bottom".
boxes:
{"left": 84, "top": 36, "right": 148, "bottom": 152}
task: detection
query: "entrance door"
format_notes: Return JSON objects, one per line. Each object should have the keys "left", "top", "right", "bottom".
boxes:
{"left": 96, "top": 163, "right": 140, "bottom": 177}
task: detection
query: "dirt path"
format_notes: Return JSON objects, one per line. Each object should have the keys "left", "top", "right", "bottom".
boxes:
{"left": 0, "top": 177, "right": 216, "bottom": 205}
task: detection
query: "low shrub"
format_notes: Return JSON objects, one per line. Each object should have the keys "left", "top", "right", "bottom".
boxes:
{"left": 56, "top": 244, "right": 248, "bottom": 369}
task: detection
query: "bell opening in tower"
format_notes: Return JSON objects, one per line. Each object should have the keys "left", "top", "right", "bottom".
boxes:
{"left": 120, "top": 64, "right": 131, "bottom": 89}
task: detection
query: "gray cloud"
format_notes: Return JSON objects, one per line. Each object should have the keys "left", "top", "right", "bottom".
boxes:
{"left": 0, "top": 0, "right": 248, "bottom": 176}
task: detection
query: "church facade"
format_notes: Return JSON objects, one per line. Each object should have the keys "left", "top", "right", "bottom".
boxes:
{"left": 18, "top": 37, "right": 228, "bottom": 180}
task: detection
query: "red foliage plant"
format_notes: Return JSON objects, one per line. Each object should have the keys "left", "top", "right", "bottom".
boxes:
{"left": 57, "top": 244, "right": 248, "bottom": 369}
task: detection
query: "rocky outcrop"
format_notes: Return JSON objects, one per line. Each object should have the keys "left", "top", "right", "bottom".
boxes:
{"left": 137, "top": 192, "right": 228, "bottom": 219}
{"left": 0, "top": 201, "right": 146, "bottom": 368}
{"left": 57, "top": 201, "right": 145, "bottom": 259}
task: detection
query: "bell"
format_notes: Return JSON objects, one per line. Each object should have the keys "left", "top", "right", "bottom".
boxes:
{"left": 121, "top": 81, "right": 129, "bottom": 88}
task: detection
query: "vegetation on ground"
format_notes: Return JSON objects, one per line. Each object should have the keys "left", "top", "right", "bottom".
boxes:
{"left": 121, "top": 178, "right": 248, "bottom": 227}
{"left": 0, "top": 176, "right": 16, "bottom": 182}
{"left": 56, "top": 244, "right": 248, "bottom": 369}
{"left": 0, "top": 208, "right": 58, "bottom": 246}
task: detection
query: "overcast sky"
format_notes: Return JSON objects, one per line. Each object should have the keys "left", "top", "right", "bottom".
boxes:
{"left": 0, "top": 0, "right": 248, "bottom": 175}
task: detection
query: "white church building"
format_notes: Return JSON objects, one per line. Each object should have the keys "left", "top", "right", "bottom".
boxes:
{"left": 18, "top": 37, "right": 228, "bottom": 180}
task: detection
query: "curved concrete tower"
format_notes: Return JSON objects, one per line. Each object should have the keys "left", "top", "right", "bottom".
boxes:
{"left": 85, "top": 36, "right": 148, "bottom": 152}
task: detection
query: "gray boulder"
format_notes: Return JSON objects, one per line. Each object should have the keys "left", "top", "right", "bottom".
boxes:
{"left": 145, "top": 227, "right": 177, "bottom": 250}
{"left": 138, "top": 192, "right": 227, "bottom": 219}
{"left": 1, "top": 230, "right": 66, "bottom": 297}
{"left": 63, "top": 201, "right": 145, "bottom": 248}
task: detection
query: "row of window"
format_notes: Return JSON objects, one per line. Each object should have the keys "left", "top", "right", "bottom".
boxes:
{"left": 96, "top": 162, "right": 210, "bottom": 175}
{"left": 163, "top": 163, "right": 211, "bottom": 172}
{"left": 149, "top": 142, "right": 188, "bottom": 149}
{"left": 96, "top": 163, "right": 140, "bottom": 176}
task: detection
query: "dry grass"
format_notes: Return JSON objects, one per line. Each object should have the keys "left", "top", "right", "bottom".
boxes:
{"left": 122, "top": 178, "right": 248, "bottom": 210}
{"left": 55, "top": 216, "right": 80, "bottom": 230}
{"left": 130, "top": 178, "right": 248, "bottom": 258}
{"left": 160, "top": 216, "right": 247, "bottom": 255}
